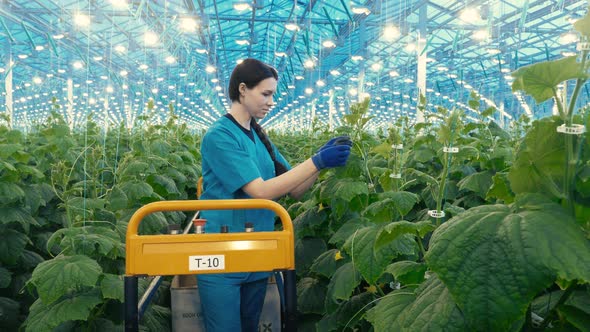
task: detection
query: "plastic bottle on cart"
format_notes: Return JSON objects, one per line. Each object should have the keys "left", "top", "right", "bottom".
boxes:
{"left": 192, "top": 218, "right": 207, "bottom": 234}
{"left": 244, "top": 222, "right": 254, "bottom": 232}
{"left": 167, "top": 224, "right": 181, "bottom": 235}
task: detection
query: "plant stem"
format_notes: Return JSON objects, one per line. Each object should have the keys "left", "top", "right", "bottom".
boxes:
{"left": 564, "top": 132, "right": 575, "bottom": 215}
{"left": 561, "top": 50, "right": 587, "bottom": 215}
{"left": 552, "top": 88, "right": 567, "bottom": 121}
{"left": 355, "top": 141, "right": 374, "bottom": 190}
{"left": 392, "top": 149, "right": 400, "bottom": 192}
{"left": 567, "top": 50, "right": 588, "bottom": 121}
{"left": 538, "top": 285, "right": 575, "bottom": 330}
{"left": 415, "top": 230, "right": 426, "bottom": 259}
{"left": 434, "top": 151, "right": 451, "bottom": 226}
{"left": 525, "top": 305, "right": 532, "bottom": 331}
{"left": 375, "top": 284, "right": 386, "bottom": 297}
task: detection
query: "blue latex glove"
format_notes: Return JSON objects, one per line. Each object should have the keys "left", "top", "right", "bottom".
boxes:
{"left": 317, "top": 136, "right": 352, "bottom": 152}
{"left": 311, "top": 145, "right": 351, "bottom": 170}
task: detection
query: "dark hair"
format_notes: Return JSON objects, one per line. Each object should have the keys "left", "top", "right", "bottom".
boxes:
{"left": 250, "top": 118, "right": 288, "bottom": 176}
{"left": 228, "top": 58, "right": 278, "bottom": 102}
{"left": 228, "top": 58, "right": 286, "bottom": 176}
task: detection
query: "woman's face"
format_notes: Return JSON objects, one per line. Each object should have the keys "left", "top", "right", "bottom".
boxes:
{"left": 240, "top": 77, "right": 277, "bottom": 119}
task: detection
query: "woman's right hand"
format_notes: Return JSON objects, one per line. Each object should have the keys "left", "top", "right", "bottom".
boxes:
{"left": 317, "top": 135, "right": 352, "bottom": 152}
{"left": 311, "top": 144, "right": 351, "bottom": 170}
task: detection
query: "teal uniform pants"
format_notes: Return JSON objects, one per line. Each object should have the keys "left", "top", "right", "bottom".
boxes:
{"left": 197, "top": 274, "right": 268, "bottom": 332}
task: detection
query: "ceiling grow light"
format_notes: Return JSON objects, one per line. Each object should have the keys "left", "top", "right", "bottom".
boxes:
{"left": 233, "top": 2, "right": 252, "bottom": 11}
{"left": 180, "top": 18, "right": 198, "bottom": 32}
{"left": 285, "top": 23, "right": 299, "bottom": 31}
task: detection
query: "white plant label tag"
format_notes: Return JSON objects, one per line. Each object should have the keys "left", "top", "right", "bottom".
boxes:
{"left": 428, "top": 210, "right": 446, "bottom": 218}
{"left": 556, "top": 124, "right": 586, "bottom": 135}
{"left": 443, "top": 147, "right": 459, "bottom": 153}
{"left": 189, "top": 255, "right": 225, "bottom": 271}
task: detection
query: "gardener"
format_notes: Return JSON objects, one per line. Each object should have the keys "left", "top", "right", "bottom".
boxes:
{"left": 198, "top": 58, "right": 352, "bottom": 331}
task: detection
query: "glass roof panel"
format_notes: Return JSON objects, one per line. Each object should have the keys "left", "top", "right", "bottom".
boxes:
{"left": 0, "top": 0, "right": 588, "bottom": 131}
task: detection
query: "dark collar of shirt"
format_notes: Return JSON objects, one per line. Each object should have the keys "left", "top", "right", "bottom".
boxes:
{"left": 224, "top": 113, "right": 255, "bottom": 143}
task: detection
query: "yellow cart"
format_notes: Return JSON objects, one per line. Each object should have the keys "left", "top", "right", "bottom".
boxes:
{"left": 124, "top": 199, "right": 296, "bottom": 331}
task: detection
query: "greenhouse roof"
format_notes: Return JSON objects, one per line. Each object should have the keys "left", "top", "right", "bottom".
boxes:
{"left": 0, "top": 0, "right": 588, "bottom": 131}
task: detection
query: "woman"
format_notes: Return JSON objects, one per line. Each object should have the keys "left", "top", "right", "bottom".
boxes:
{"left": 198, "top": 58, "right": 351, "bottom": 331}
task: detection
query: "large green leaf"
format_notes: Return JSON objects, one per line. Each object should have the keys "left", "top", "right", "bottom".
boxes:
{"left": 488, "top": 120, "right": 511, "bottom": 140}
{"left": 437, "top": 109, "right": 464, "bottom": 146}
{"left": 576, "top": 163, "right": 590, "bottom": 197}
{"left": 0, "top": 296, "right": 20, "bottom": 329}
{"left": 325, "top": 262, "right": 362, "bottom": 305}
{"left": 150, "top": 139, "right": 172, "bottom": 156}
{"left": 164, "top": 167, "right": 188, "bottom": 188}
{"left": 318, "top": 292, "right": 374, "bottom": 332}
{"left": 120, "top": 181, "right": 154, "bottom": 202}
{"left": 320, "top": 178, "right": 368, "bottom": 202}
{"left": 87, "top": 318, "right": 121, "bottom": 332}
{"left": 0, "top": 206, "right": 39, "bottom": 232}
{"left": 375, "top": 220, "right": 435, "bottom": 251}
{"left": 23, "top": 183, "right": 55, "bottom": 213}
{"left": 385, "top": 261, "right": 427, "bottom": 285}
{"left": 486, "top": 172, "right": 515, "bottom": 203}
{"left": 295, "top": 238, "right": 327, "bottom": 276}
{"left": 378, "top": 169, "right": 396, "bottom": 192}
{"left": 406, "top": 168, "right": 438, "bottom": 186}
{"left": 574, "top": 8, "right": 590, "bottom": 37}
{"left": 140, "top": 304, "right": 171, "bottom": 332}
{"left": 371, "top": 142, "right": 391, "bottom": 159}
{"left": 558, "top": 305, "right": 590, "bottom": 332}
{"left": 17, "top": 164, "right": 44, "bottom": 179}
{"left": 426, "top": 194, "right": 590, "bottom": 330}
{"left": 119, "top": 161, "right": 150, "bottom": 180}
{"left": 489, "top": 146, "right": 513, "bottom": 163}
{"left": 293, "top": 206, "right": 328, "bottom": 239}
{"left": 566, "top": 288, "right": 590, "bottom": 315}
{"left": 344, "top": 225, "right": 416, "bottom": 284}
{"left": 411, "top": 146, "right": 437, "bottom": 163}
{"left": 147, "top": 174, "right": 180, "bottom": 198}
{"left": 0, "top": 266, "right": 11, "bottom": 288}
{"left": 366, "top": 276, "right": 467, "bottom": 332}
{"left": 30, "top": 255, "right": 102, "bottom": 305}
{"left": 67, "top": 197, "right": 105, "bottom": 211}
{"left": 363, "top": 191, "right": 420, "bottom": 223}
{"left": 48, "top": 226, "right": 124, "bottom": 258}
{"left": 24, "top": 290, "right": 102, "bottom": 332}
{"left": 0, "top": 160, "right": 16, "bottom": 172}
{"left": 508, "top": 118, "right": 566, "bottom": 198}
{"left": 310, "top": 249, "right": 348, "bottom": 279}
{"left": 138, "top": 211, "right": 169, "bottom": 235}
{"left": 100, "top": 274, "right": 124, "bottom": 301}
{"left": 511, "top": 56, "right": 586, "bottom": 104}
{"left": 107, "top": 186, "right": 129, "bottom": 211}
{"left": 363, "top": 199, "right": 396, "bottom": 223}
{"left": 0, "top": 229, "right": 29, "bottom": 265}
{"left": 297, "top": 277, "right": 328, "bottom": 314}
{"left": 365, "top": 289, "right": 416, "bottom": 332}
{"left": 0, "top": 143, "right": 22, "bottom": 158}
{"left": 381, "top": 191, "right": 420, "bottom": 217}
{"left": 0, "top": 182, "right": 25, "bottom": 204}
{"left": 328, "top": 217, "right": 371, "bottom": 247}
{"left": 18, "top": 250, "right": 45, "bottom": 270}
{"left": 457, "top": 170, "right": 493, "bottom": 198}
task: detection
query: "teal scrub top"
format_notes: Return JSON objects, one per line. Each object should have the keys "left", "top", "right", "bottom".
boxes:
{"left": 199, "top": 115, "right": 291, "bottom": 234}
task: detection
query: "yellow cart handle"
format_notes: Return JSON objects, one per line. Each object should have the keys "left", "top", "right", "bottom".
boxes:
{"left": 125, "top": 199, "right": 295, "bottom": 276}
{"left": 126, "top": 199, "right": 292, "bottom": 237}
{"left": 124, "top": 199, "right": 297, "bottom": 332}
